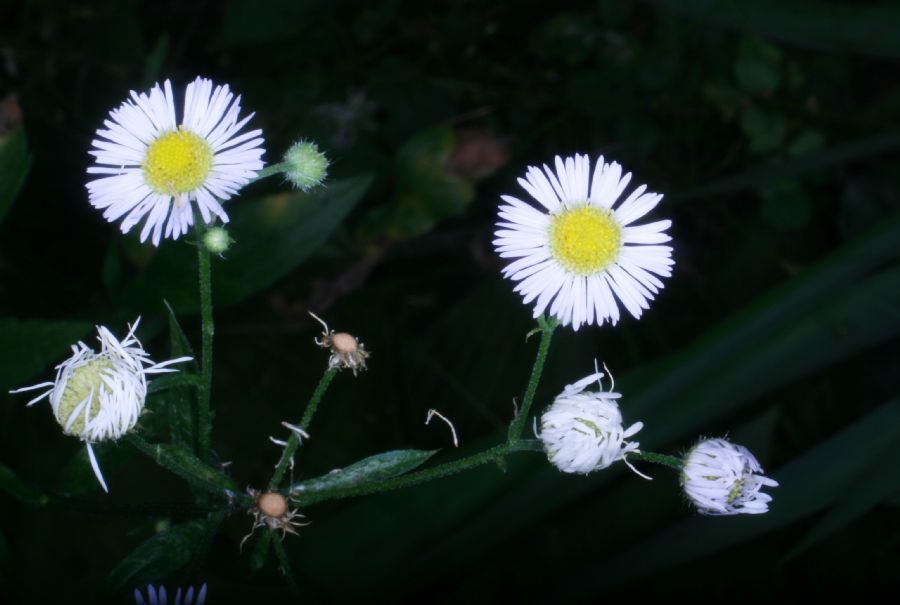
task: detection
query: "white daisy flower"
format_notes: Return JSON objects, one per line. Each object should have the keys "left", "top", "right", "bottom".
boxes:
{"left": 537, "top": 370, "right": 644, "bottom": 474}
{"left": 87, "top": 76, "right": 265, "bottom": 246}
{"left": 681, "top": 438, "right": 779, "bottom": 516}
{"left": 134, "top": 584, "right": 207, "bottom": 605}
{"left": 494, "top": 154, "right": 674, "bottom": 330}
{"left": 9, "top": 319, "right": 191, "bottom": 492}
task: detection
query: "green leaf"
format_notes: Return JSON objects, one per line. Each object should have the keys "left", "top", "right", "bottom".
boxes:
{"left": 0, "top": 318, "right": 92, "bottom": 393}
{"left": 783, "top": 438, "right": 900, "bottom": 560}
{"left": 289, "top": 449, "right": 438, "bottom": 495}
{"left": 0, "top": 124, "right": 32, "bottom": 225}
{"left": 734, "top": 37, "right": 781, "bottom": 94}
{"left": 106, "top": 520, "right": 216, "bottom": 594}
{"left": 128, "top": 436, "right": 241, "bottom": 501}
{"left": 0, "top": 463, "right": 48, "bottom": 505}
{"left": 121, "top": 175, "right": 373, "bottom": 313}
{"left": 360, "top": 127, "right": 474, "bottom": 240}
{"left": 651, "top": 0, "right": 900, "bottom": 59}
{"left": 162, "top": 301, "right": 199, "bottom": 452}
{"left": 673, "top": 131, "right": 900, "bottom": 204}
{"left": 632, "top": 262, "right": 900, "bottom": 445}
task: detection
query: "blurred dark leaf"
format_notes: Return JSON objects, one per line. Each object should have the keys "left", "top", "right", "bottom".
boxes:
{"left": 734, "top": 37, "right": 782, "bottom": 94}
{"left": 289, "top": 449, "right": 438, "bottom": 496}
{"left": 784, "top": 436, "right": 900, "bottom": 560}
{"left": 218, "top": 0, "right": 329, "bottom": 47}
{"left": 0, "top": 463, "right": 47, "bottom": 505}
{"left": 0, "top": 319, "right": 91, "bottom": 393}
{"left": 569, "top": 399, "right": 900, "bottom": 593}
{"left": 674, "top": 131, "right": 900, "bottom": 203}
{"left": 759, "top": 179, "right": 812, "bottom": 230}
{"left": 0, "top": 124, "right": 32, "bottom": 226}
{"left": 650, "top": 0, "right": 900, "bottom": 58}
{"left": 163, "top": 301, "right": 199, "bottom": 453}
{"left": 106, "top": 519, "right": 217, "bottom": 594}
{"left": 739, "top": 105, "right": 787, "bottom": 154}
{"left": 360, "top": 128, "right": 473, "bottom": 240}
{"left": 121, "top": 175, "right": 373, "bottom": 313}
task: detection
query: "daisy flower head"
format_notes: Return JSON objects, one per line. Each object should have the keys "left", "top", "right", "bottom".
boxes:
{"left": 134, "top": 584, "right": 207, "bottom": 605}
{"left": 9, "top": 319, "right": 191, "bottom": 492}
{"left": 681, "top": 438, "right": 779, "bottom": 516}
{"left": 537, "top": 369, "right": 643, "bottom": 474}
{"left": 87, "top": 77, "right": 265, "bottom": 246}
{"left": 494, "top": 154, "right": 674, "bottom": 330}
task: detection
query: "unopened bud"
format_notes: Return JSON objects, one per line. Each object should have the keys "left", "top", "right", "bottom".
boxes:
{"left": 203, "top": 226, "right": 233, "bottom": 254}
{"left": 283, "top": 140, "right": 329, "bottom": 192}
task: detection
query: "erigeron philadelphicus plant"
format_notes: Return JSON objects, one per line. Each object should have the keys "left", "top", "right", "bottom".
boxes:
{"left": 9, "top": 77, "right": 778, "bottom": 596}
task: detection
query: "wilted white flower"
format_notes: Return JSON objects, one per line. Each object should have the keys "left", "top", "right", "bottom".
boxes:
{"left": 494, "top": 154, "right": 674, "bottom": 330}
{"left": 134, "top": 584, "right": 207, "bottom": 605}
{"left": 9, "top": 319, "right": 191, "bottom": 492}
{"left": 538, "top": 370, "right": 643, "bottom": 474}
{"left": 682, "top": 438, "right": 779, "bottom": 516}
{"left": 87, "top": 76, "right": 265, "bottom": 246}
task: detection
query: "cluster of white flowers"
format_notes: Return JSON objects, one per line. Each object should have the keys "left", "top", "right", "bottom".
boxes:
{"left": 10, "top": 319, "right": 190, "bottom": 492}
{"left": 499, "top": 154, "right": 778, "bottom": 516}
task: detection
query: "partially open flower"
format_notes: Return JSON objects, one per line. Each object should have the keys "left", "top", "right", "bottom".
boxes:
{"left": 9, "top": 319, "right": 191, "bottom": 492}
{"left": 538, "top": 370, "right": 643, "bottom": 474}
{"left": 681, "top": 438, "right": 778, "bottom": 516}
{"left": 309, "top": 311, "right": 369, "bottom": 376}
{"left": 241, "top": 489, "right": 309, "bottom": 549}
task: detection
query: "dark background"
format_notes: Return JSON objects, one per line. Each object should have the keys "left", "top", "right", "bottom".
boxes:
{"left": 1, "top": 0, "right": 899, "bottom": 602}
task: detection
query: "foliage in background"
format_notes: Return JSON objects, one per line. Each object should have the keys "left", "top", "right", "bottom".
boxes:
{"left": 1, "top": 0, "right": 899, "bottom": 601}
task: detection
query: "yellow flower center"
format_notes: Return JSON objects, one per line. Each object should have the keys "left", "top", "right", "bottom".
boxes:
{"left": 548, "top": 205, "right": 621, "bottom": 275}
{"left": 727, "top": 479, "right": 745, "bottom": 504}
{"left": 142, "top": 129, "right": 213, "bottom": 195}
{"left": 57, "top": 358, "right": 112, "bottom": 436}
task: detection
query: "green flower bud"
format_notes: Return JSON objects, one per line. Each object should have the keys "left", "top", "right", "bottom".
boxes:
{"left": 283, "top": 140, "right": 329, "bottom": 192}
{"left": 203, "top": 226, "right": 234, "bottom": 255}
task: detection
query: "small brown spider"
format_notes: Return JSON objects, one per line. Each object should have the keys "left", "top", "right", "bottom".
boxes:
{"left": 308, "top": 311, "right": 370, "bottom": 376}
{"left": 240, "top": 489, "right": 309, "bottom": 550}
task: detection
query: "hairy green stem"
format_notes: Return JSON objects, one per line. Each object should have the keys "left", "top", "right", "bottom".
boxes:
{"left": 251, "top": 161, "right": 289, "bottom": 183}
{"left": 292, "top": 439, "right": 546, "bottom": 506}
{"left": 272, "top": 536, "right": 299, "bottom": 594}
{"left": 194, "top": 217, "right": 215, "bottom": 462}
{"left": 269, "top": 367, "right": 339, "bottom": 488}
{"left": 627, "top": 450, "right": 685, "bottom": 471}
{"left": 507, "top": 315, "right": 558, "bottom": 443}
